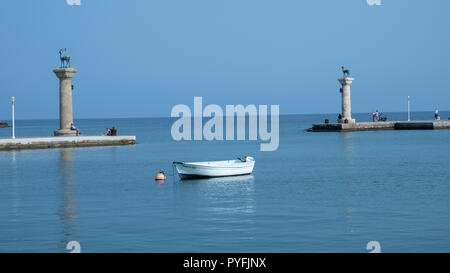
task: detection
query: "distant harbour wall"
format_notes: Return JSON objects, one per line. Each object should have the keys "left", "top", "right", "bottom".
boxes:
{"left": 309, "top": 120, "right": 450, "bottom": 132}
{"left": 0, "top": 136, "right": 136, "bottom": 151}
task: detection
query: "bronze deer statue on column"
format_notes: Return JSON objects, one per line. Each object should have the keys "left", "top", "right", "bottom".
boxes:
{"left": 341, "top": 66, "right": 350, "bottom": 77}
{"left": 59, "top": 48, "right": 71, "bottom": 68}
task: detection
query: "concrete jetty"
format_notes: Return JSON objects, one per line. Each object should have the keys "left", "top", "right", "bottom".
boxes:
{"left": 1, "top": 53, "right": 137, "bottom": 151}
{"left": 309, "top": 120, "right": 450, "bottom": 132}
{"left": 0, "top": 136, "right": 136, "bottom": 151}
{"left": 310, "top": 71, "right": 450, "bottom": 132}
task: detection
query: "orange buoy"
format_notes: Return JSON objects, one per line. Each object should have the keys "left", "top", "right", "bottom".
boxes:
{"left": 155, "top": 171, "right": 167, "bottom": 181}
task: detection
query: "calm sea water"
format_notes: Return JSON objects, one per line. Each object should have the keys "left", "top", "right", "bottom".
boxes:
{"left": 1, "top": 112, "right": 449, "bottom": 252}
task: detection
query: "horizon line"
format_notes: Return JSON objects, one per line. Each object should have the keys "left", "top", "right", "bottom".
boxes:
{"left": 1, "top": 110, "right": 448, "bottom": 122}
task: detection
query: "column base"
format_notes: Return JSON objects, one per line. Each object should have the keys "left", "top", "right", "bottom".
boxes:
{"left": 54, "top": 129, "right": 77, "bottom": 136}
{"left": 338, "top": 118, "right": 356, "bottom": 124}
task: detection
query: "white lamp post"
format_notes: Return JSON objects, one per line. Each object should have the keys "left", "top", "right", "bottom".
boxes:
{"left": 11, "top": 96, "right": 15, "bottom": 139}
{"left": 407, "top": 96, "right": 410, "bottom": 121}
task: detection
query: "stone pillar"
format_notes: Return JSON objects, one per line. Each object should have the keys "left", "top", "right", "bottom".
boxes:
{"left": 338, "top": 77, "right": 356, "bottom": 124}
{"left": 54, "top": 68, "right": 77, "bottom": 136}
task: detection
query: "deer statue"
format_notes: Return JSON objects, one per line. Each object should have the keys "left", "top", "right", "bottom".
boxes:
{"left": 341, "top": 66, "right": 350, "bottom": 77}
{"left": 59, "top": 48, "right": 71, "bottom": 68}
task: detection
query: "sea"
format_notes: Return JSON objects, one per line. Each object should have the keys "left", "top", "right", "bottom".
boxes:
{"left": 1, "top": 111, "right": 449, "bottom": 252}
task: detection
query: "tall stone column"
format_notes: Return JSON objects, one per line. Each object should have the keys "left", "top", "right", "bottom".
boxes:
{"left": 54, "top": 68, "right": 77, "bottom": 136}
{"left": 338, "top": 77, "right": 356, "bottom": 124}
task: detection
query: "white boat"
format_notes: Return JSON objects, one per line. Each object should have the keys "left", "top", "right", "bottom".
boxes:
{"left": 173, "top": 156, "right": 255, "bottom": 179}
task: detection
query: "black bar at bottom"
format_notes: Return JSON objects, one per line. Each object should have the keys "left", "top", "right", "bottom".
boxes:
{"left": 0, "top": 253, "right": 448, "bottom": 272}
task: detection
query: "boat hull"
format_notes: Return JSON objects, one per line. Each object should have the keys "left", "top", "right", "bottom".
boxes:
{"left": 173, "top": 159, "right": 255, "bottom": 179}
{"left": 178, "top": 172, "right": 253, "bottom": 179}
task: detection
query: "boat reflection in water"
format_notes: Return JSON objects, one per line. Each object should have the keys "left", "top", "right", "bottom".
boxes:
{"left": 174, "top": 174, "right": 256, "bottom": 222}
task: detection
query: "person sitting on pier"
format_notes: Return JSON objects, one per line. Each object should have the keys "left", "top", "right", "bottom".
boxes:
{"left": 111, "top": 127, "right": 117, "bottom": 136}
{"left": 70, "top": 123, "right": 80, "bottom": 136}
{"left": 338, "top": 114, "right": 342, "bottom": 122}
{"left": 100, "top": 128, "right": 112, "bottom": 136}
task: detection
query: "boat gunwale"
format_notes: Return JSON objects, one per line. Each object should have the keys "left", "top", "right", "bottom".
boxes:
{"left": 173, "top": 159, "right": 254, "bottom": 168}
{"left": 174, "top": 161, "right": 254, "bottom": 170}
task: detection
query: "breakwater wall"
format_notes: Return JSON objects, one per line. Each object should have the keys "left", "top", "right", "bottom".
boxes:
{"left": 309, "top": 120, "right": 450, "bottom": 132}
{"left": 0, "top": 136, "right": 136, "bottom": 151}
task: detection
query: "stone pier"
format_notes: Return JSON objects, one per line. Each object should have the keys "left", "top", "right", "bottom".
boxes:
{"left": 308, "top": 71, "right": 450, "bottom": 132}
{"left": 338, "top": 77, "right": 355, "bottom": 124}
{"left": 0, "top": 136, "right": 136, "bottom": 151}
{"left": 54, "top": 68, "right": 77, "bottom": 136}
{"left": 309, "top": 120, "right": 450, "bottom": 132}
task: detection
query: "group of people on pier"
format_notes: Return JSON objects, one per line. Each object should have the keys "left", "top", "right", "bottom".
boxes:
{"left": 70, "top": 123, "right": 118, "bottom": 136}
{"left": 372, "top": 110, "right": 387, "bottom": 122}
{"left": 103, "top": 127, "right": 117, "bottom": 136}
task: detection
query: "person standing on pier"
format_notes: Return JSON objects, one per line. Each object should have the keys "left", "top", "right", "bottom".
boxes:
{"left": 372, "top": 110, "right": 380, "bottom": 122}
{"left": 435, "top": 108, "right": 440, "bottom": 120}
{"left": 111, "top": 127, "right": 117, "bottom": 136}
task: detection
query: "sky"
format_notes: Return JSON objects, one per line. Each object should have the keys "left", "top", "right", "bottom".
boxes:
{"left": 0, "top": 0, "right": 449, "bottom": 119}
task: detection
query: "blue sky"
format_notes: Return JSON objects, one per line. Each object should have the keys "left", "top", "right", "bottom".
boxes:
{"left": 0, "top": 0, "right": 449, "bottom": 119}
